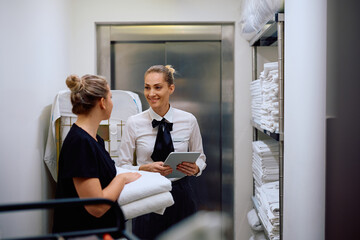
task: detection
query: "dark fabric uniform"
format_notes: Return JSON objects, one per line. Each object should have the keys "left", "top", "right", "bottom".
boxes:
{"left": 132, "top": 176, "right": 197, "bottom": 240}
{"left": 53, "top": 124, "right": 120, "bottom": 235}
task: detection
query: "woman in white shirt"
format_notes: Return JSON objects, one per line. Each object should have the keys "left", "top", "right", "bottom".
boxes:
{"left": 117, "top": 65, "right": 206, "bottom": 239}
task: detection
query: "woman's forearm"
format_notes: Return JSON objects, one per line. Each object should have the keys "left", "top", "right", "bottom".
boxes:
{"left": 73, "top": 173, "right": 140, "bottom": 218}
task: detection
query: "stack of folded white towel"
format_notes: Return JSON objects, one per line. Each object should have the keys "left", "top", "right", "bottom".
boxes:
{"left": 247, "top": 208, "right": 267, "bottom": 240}
{"left": 116, "top": 167, "right": 174, "bottom": 220}
{"left": 252, "top": 140, "right": 279, "bottom": 190}
{"left": 260, "top": 62, "right": 279, "bottom": 133}
{"left": 249, "top": 231, "right": 267, "bottom": 240}
{"left": 250, "top": 62, "right": 280, "bottom": 133}
{"left": 247, "top": 208, "right": 263, "bottom": 232}
{"left": 250, "top": 139, "right": 280, "bottom": 240}
{"left": 250, "top": 79, "right": 262, "bottom": 125}
{"left": 255, "top": 181, "right": 280, "bottom": 240}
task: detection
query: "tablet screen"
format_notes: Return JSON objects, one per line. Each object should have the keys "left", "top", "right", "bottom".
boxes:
{"left": 163, "top": 152, "right": 201, "bottom": 178}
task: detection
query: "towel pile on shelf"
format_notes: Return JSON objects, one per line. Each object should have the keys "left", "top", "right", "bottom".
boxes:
{"left": 255, "top": 181, "right": 280, "bottom": 240}
{"left": 249, "top": 231, "right": 267, "bottom": 240}
{"left": 250, "top": 79, "right": 262, "bottom": 125}
{"left": 252, "top": 140, "right": 279, "bottom": 189}
{"left": 247, "top": 208, "right": 263, "bottom": 232}
{"left": 239, "top": 0, "right": 284, "bottom": 41}
{"left": 260, "top": 62, "right": 279, "bottom": 133}
{"left": 250, "top": 139, "right": 280, "bottom": 240}
{"left": 116, "top": 167, "right": 174, "bottom": 220}
{"left": 250, "top": 62, "right": 280, "bottom": 133}
{"left": 247, "top": 208, "right": 267, "bottom": 240}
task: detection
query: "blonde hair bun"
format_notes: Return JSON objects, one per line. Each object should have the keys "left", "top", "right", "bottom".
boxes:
{"left": 66, "top": 74, "right": 82, "bottom": 92}
{"left": 65, "top": 74, "right": 109, "bottom": 115}
{"left": 165, "top": 65, "right": 175, "bottom": 74}
{"left": 145, "top": 65, "right": 176, "bottom": 85}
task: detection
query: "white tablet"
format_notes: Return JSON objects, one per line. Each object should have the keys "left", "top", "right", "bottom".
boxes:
{"left": 163, "top": 152, "right": 201, "bottom": 178}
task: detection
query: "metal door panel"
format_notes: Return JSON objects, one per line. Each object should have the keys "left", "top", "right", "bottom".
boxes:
{"left": 112, "top": 43, "right": 165, "bottom": 110}
{"left": 165, "top": 42, "right": 221, "bottom": 210}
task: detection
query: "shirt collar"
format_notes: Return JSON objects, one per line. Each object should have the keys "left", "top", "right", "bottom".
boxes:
{"left": 149, "top": 106, "right": 173, "bottom": 123}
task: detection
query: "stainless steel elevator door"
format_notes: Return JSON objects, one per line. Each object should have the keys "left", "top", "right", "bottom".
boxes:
{"left": 166, "top": 42, "right": 221, "bottom": 211}
{"left": 111, "top": 43, "right": 165, "bottom": 110}
{"left": 112, "top": 41, "right": 222, "bottom": 211}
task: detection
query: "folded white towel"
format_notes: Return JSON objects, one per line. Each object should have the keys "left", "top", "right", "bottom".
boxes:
{"left": 252, "top": 145, "right": 279, "bottom": 155}
{"left": 120, "top": 191, "right": 174, "bottom": 220}
{"left": 259, "top": 182, "right": 279, "bottom": 212}
{"left": 247, "top": 209, "right": 263, "bottom": 231}
{"left": 249, "top": 231, "right": 267, "bottom": 240}
{"left": 255, "top": 140, "right": 279, "bottom": 148}
{"left": 268, "top": 69, "right": 278, "bottom": 76}
{"left": 253, "top": 151, "right": 279, "bottom": 158}
{"left": 253, "top": 140, "right": 279, "bottom": 149}
{"left": 271, "top": 110, "right": 279, "bottom": 117}
{"left": 263, "top": 62, "right": 278, "bottom": 76}
{"left": 116, "top": 167, "right": 172, "bottom": 205}
{"left": 256, "top": 202, "right": 280, "bottom": 239}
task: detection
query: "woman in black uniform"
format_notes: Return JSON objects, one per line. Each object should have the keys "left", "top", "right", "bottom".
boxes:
{"left": 53, "top": 74, "right": 141, "bottom": 235}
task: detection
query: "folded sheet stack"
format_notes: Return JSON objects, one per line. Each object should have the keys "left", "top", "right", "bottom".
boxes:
{"left": 255, "top": 181, "right": 280, "bottom": 240}
{"left": 116, "top": 167, "right": 174, "bottom": 220}
{"left": 260, "top": 62, "right": 279, "bottom": 133}
{"left": 247, "top": 208, "right": 263, "bottom": 232}
{"left": 250, "top": 79, "right": 262, "bottom": 125}
{"left": 251, "top": 139, "right": 279, "bottom": 240}
{"left": 249, "top": 231, "right": 267, "bottom": 240}
{"left": 248, "top": 208, "right": 268, "bottom": 240}
{"left": 250, "top": 62, "right": 280, "bottom": 133}
{"left": 239, "top": 0, "right": 284, "bottom": 41}
{"left": 252, "top": 140, "right": 279, "bottom": 190}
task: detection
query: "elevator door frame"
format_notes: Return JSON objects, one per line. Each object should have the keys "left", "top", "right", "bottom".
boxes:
{"left": 96, "top": 23, "right": 234, "bottom": 236}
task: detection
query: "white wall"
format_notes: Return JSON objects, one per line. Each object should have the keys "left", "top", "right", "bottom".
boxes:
{"left": 0, "top": 0, "right": 70, "bottom": 238}
{"left": 234, "top": 31, "right": 253, "bottom": 240}
{"left": 284, "top": 0, "right": 327, "bottom": 239}
{"left": 0, "top": 0, "right": 254, "bottom": 239}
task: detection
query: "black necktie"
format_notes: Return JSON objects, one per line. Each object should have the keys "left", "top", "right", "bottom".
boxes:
{"left": 151, "top": 118, "right": 174, "bottom": 162}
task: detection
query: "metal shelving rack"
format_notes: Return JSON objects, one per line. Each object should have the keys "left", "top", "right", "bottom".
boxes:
{"left": 250, "top": 13, "right": 284, "bottom": 240}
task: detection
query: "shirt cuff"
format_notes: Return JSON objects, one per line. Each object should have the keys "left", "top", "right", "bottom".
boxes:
{"left": 195, "top": 160, "right": 207, "bottom": 177}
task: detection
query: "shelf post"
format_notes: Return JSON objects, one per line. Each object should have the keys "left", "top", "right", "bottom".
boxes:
{"left": 252, "top": 47, "right": 257, "bottom": 81}
{"left": 277, "top": 14, "right": 285, "bottom": 240}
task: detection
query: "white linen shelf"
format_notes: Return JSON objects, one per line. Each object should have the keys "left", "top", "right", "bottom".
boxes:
{"left": 250, "top": 12, "right": 284, "bottom": 240}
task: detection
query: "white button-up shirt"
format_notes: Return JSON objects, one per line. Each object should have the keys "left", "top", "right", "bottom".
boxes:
{"left": 117, "top": 107, "right": 207, "bottom": 177}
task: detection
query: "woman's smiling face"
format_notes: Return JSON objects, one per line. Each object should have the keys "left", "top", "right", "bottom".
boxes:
{"left": 144, "top": 72, "right": 175, "bottom": 116}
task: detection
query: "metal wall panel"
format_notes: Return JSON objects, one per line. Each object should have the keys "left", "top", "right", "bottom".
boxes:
{"left": 112, "top": 43, "right": 165, "bottom": 110}
{"left": 221, "top": 24, "right": 235, "bottom": 240}
{"left": 165, "top": 42, "right": 221, "bottom": 210}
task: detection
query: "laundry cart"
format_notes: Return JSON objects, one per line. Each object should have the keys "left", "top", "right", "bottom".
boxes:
{"left": 44, "top": 89, "right": 142, "bottom": 181}
{"left": 0, "top": 198, "right": 139, "bottom": 240}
